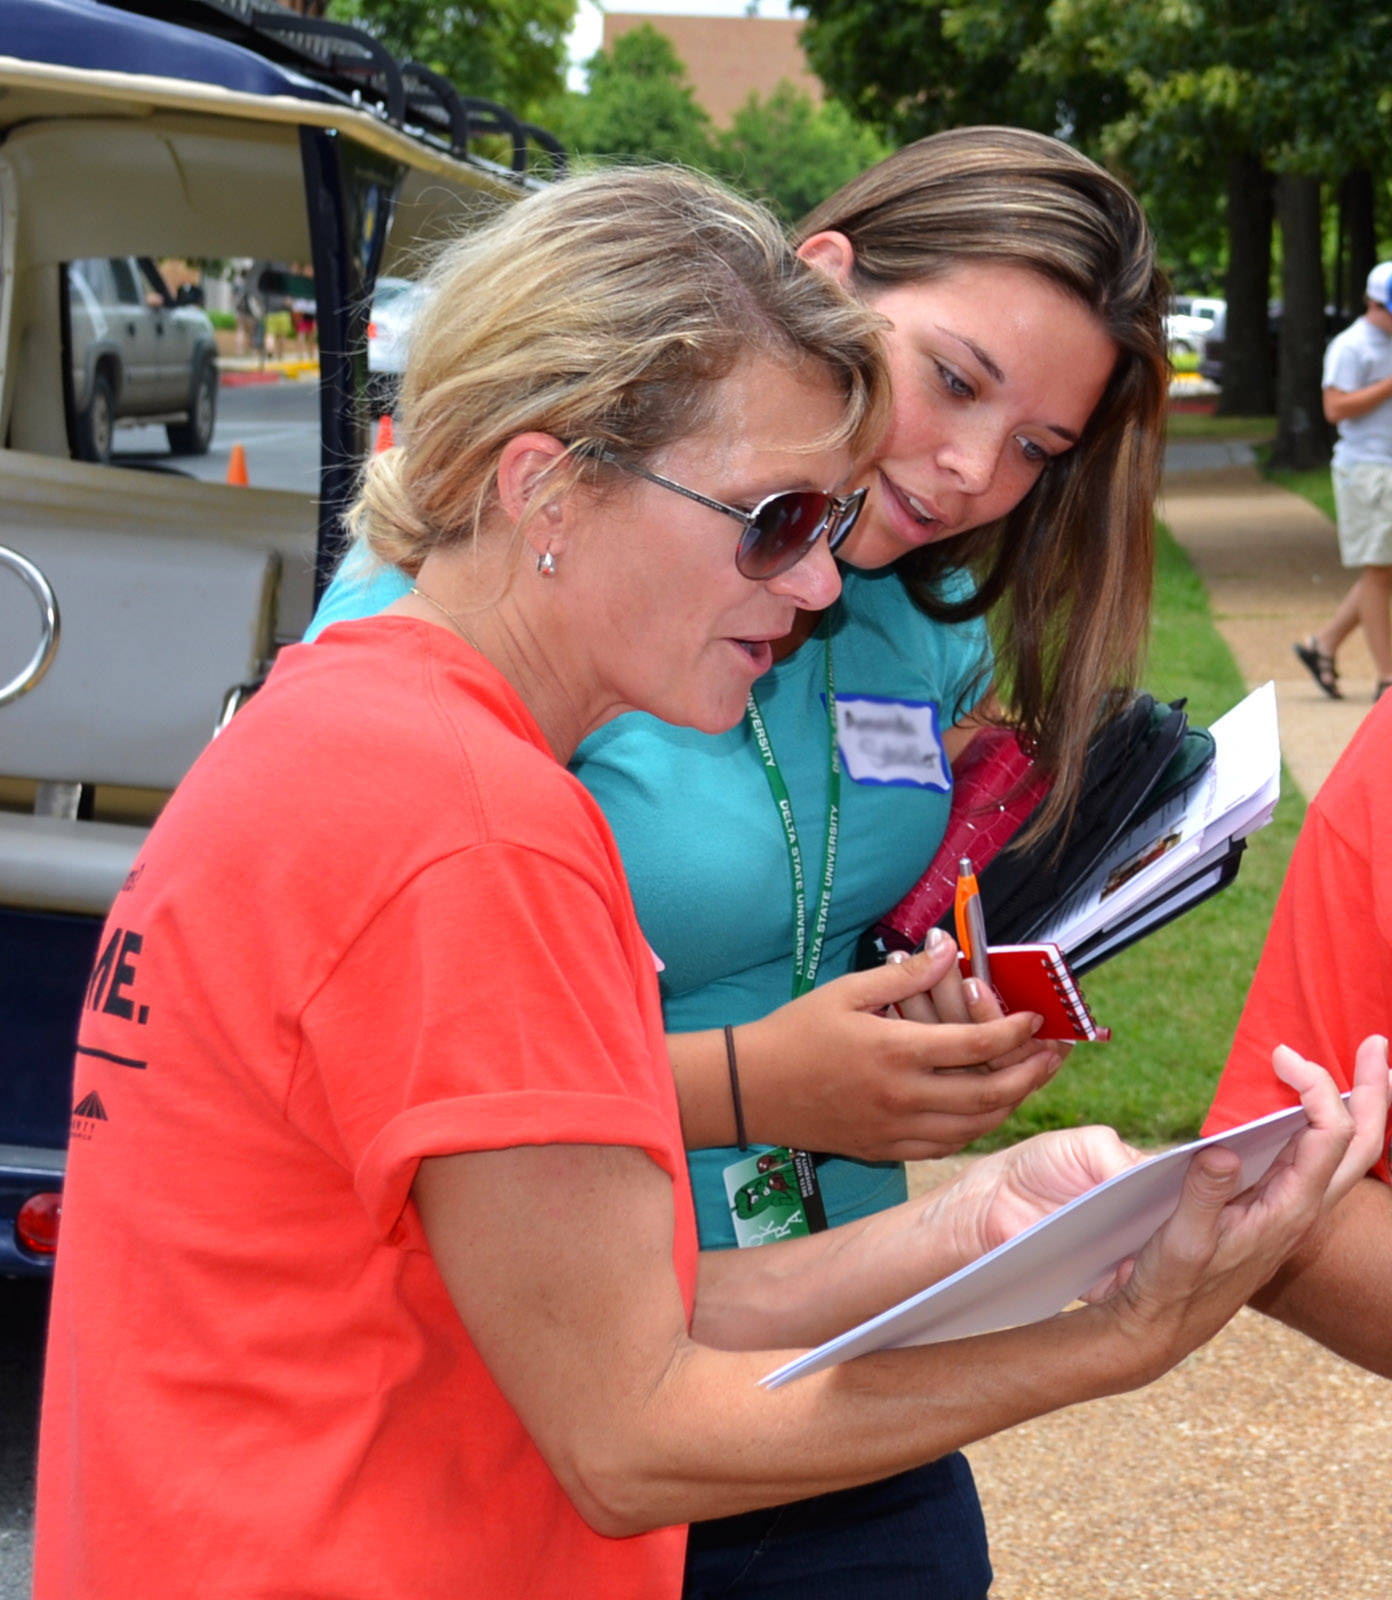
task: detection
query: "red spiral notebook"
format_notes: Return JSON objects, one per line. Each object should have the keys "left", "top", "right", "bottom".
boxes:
{"left": 959, "top": 944, "right": 1110, "bottom": 1042}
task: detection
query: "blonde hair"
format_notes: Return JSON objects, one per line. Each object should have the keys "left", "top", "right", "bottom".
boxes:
{"left": 797, "top": 127, "right": 1170, "bottom": 838}
{"left": 350, "top": 166, "right": 890, "bottom": 571}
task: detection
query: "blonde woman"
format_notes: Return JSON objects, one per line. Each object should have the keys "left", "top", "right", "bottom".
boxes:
{"left": 311, "top": 130, "right": 1172, "bottom": 1595}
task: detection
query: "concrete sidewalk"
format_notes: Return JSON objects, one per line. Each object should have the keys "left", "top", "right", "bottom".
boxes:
{"left": 1160, "top": 439, "right": 1381, "bottom": 801}
{"left": 219, "top": 355, "right": 319, "bottom": 385}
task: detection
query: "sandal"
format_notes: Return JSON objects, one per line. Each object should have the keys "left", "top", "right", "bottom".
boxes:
{"left": 1293, "top": 637, "right": 1343, "bottom": 700}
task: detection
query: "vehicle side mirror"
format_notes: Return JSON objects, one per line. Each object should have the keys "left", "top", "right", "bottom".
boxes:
{"left": 176, "top": 284, "right": 205, "bottom": 308}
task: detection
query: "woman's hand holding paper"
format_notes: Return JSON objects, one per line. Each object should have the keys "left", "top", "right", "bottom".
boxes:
{"left": 922, "top": 1124, "right": 1144, "bottom": 1267}
{"left": 1312, "top": 1034, "right": 1392, "bottom": 1208}
{"left": 1084, "top": 1036, "right": 1391, "bottom": 1385}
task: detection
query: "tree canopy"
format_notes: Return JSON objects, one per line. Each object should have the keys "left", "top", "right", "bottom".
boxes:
{"left": 539, "top": 25, "right": 715, "bottom": 168}
{"left": 326, "top": 0, "right": 577, "bottom": 111}
{"left": 538, "top": 24, "right": 889, "bottom": 225}
{"left": 715, "top": 84, "right": 889, "bottom": 226}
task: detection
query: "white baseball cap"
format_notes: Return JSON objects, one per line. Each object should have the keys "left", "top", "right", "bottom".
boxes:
{"left": 1367, "top": 261, "right": 1392, "bottom": 306}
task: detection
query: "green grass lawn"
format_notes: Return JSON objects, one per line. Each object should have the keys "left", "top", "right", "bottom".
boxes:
{"left": 1164, "top": 411, "right": 1276, "bottom": 441}
{"left": 1255, "top": 444, "right": 1336, "bottom": 522}
{"left": 975, "top": 523, "right": 1304, "bottom": 1149}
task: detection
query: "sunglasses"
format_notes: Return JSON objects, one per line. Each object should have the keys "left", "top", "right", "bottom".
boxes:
{"left": 598, "top": 450, "right": 866, "bottom": 580}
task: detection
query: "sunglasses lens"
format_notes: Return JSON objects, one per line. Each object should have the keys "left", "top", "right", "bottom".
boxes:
{"left": 737, "top": 489, "right": 868, "bottom": 577}
{"left": 737, "top": 493, "right": 835, "bottom": 579}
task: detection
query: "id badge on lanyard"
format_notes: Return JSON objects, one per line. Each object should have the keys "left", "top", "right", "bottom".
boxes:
{"left": 722, "top": 620, "right": 838, "bottom": 1247}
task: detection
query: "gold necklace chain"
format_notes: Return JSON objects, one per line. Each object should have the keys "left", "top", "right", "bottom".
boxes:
{"left": 410, "top": 585, "right": 484, "bottom": 654}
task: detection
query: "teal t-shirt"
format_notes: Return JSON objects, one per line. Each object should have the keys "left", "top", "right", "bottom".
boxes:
{"left": 304, "top": 544, "right": 409, "bottom": 641}
{"left": 309, "top": 553, "right": 990, "bottom": 1247}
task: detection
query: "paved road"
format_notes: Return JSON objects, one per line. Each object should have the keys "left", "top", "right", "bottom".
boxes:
{"left": 110, "top": 373, "right": 321, "bottom": 495}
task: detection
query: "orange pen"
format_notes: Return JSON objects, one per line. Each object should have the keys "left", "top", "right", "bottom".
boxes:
{"left": 953, "top": 856, "right": 993, "bottom": 988}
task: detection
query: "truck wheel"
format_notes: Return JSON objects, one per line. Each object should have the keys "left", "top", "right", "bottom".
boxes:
{"left": 75, "top": 370, "right": 114, "bottom": 463}
{"left": 167, "top": 359, "right": 218, "bottom": 455}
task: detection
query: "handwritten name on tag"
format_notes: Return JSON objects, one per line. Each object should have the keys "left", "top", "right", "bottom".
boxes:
{"left": 834, "top": 696, "right": 950, "bottom": 790}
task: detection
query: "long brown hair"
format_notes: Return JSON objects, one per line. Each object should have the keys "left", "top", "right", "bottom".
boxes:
{"left": 797, "top": 126, "right": 1169, "bottom": 837}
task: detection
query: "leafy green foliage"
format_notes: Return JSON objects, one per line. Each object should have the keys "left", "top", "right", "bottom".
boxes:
{"left": 973, "top": 523, "right": 1303, "bottom": 1149}
{"left": 1035, "top": 0, "right": 1392, "bottom": 181}
{"left": 1256, "top": 446, "right": 1336, "bottom": 523}
{"left": 1166, "top": 411, "right": 1275, "bottom": 440}
{"left": 539, "top": 25, "right": 715, "bottom": 167}
{"left": 798, "top": 0, "right": 1126, "bottom": 147}
{"left": 327, "top": 0, "right": 576, "bottom": 111}
{"left": 712, "top": 86, "right": 890, "bottom": 225}
{"left": 539, "top": 28, "right": 889, "bottom": 227}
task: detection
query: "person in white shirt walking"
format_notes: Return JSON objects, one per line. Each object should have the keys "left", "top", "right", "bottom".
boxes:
{"left": 1294, "top": 260, "right": 1392, "bottom": 703}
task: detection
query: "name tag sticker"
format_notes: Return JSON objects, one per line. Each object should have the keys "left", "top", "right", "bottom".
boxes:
{"left": 834, "top": 695, "right": 951, "bottom": 790}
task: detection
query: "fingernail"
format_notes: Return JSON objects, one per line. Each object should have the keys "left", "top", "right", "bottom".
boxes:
{"left": 925, "top": 928, "right": 947, "bottom": 954}
{"left": 886, "top": 949, "right": 909, "bottom": 965}
{"left": 1030, "top": 1014, "right": 1043, "bottom": 1034}
{"left": 963, "top": 978, "right": 981, "bottom": 1004}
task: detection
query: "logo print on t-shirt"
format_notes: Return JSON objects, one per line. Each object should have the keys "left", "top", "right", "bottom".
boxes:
{"left": 75, "top": 925, "right": 151, "bottom": 1070}
{"left": 71, "top": 1090, "right": 108, "bottom": 1141}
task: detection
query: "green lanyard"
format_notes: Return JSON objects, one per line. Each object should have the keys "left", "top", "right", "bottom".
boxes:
{"left": 746, "top": 618, "right": 840, "bottom": 1001}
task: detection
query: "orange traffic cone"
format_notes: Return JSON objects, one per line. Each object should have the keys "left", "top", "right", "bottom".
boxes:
{"left": 226, "top": 442, "right": 249, "bottom": 487}
{"left": 374, "top": 414, "right": 395, "bottom": 453}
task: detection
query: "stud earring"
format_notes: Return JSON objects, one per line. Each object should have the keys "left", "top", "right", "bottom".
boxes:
{"left": 537, "top": 549, "right": 557, "bottom": 577}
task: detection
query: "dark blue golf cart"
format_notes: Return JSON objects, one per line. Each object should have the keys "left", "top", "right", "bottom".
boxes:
{"left": 0, "top": 0, "right": 559, "bottom": 1273}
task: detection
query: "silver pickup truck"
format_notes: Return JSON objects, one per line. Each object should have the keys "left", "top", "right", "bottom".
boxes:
{"left": 67, "top": 254, "right": 220, "bottom": 462}
{"left": 0, "top": 0, "right": 561, "bottom": 1274}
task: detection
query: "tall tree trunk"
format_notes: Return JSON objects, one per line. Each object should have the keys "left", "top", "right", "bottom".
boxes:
{"left": 1217, "top": 150, "right": 1274, "bottom": 417}
{"left": 1272, "top": 172, "right": 1331, "bottom": 471}
{"left": 1337, "top": 168, "right": 1377, "bottom": 319}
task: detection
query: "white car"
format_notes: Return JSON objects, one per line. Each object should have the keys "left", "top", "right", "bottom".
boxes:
{"left": 1165, "top": 295, "right": 1225, "bottom": 356}
{"left": 367, "top": 276, "right": 429, "bottom": 406}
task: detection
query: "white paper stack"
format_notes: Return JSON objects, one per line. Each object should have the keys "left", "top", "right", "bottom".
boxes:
{"left": 762, "top": 1097, "right": 1314, "bottom": 1388}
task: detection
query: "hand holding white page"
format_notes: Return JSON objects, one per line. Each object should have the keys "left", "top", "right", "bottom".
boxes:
{"left": 761, "top": 1098, "right": 1315, "bottom": 1389}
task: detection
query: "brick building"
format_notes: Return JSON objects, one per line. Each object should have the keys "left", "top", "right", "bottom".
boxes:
{"left": 602, "top": 12, "right": 821, "bottom": 125}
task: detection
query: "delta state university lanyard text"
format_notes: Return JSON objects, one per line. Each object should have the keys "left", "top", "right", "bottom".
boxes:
{"left": 745, "top": 618, "right": 840, "bottom": 1001}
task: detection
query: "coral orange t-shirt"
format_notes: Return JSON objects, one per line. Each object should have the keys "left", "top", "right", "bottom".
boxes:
{"left": 34, "top": 619, "right": 697, "bottom": 1599}
{"left": 1204, "top": 693, "right": 1392, "bottom": 1183}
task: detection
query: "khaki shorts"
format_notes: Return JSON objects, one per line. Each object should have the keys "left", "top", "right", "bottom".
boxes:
{"left": 1332, "top": 462, "right": 1392, "bottom": 567}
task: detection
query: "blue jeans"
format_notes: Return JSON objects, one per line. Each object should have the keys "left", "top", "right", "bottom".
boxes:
{"left": 683, "top": 1453, "right": 992, "bottom": 1599}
